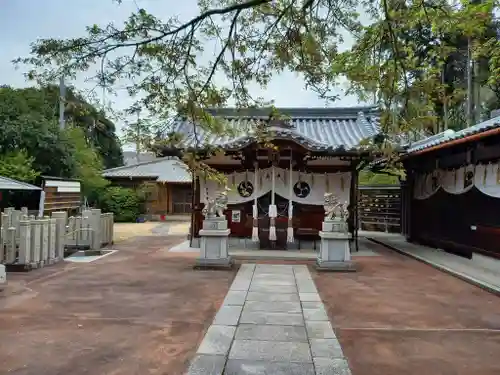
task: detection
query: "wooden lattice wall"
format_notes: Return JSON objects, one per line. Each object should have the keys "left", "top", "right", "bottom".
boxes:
{"left": 357, "top": 185, "right": 401, "bottom": 233}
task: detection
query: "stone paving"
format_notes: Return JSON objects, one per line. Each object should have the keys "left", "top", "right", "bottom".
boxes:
{"left": 186, "top": 263, "right": 351, "bottom": 375}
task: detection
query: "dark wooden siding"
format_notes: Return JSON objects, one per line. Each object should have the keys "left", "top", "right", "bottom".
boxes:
{"left": 410, "top": 187, "right": 500, "bottom": 259}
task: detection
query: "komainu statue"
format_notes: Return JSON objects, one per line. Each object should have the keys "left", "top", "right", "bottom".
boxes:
{"left": 203, "top": 188, "right": 229, "bottom": 218}
{"left": 323, "top": 193, "right": 349, "bottom": 221}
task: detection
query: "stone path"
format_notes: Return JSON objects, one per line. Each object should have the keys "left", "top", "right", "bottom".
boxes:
{"left": 186, "top": 263, "right": 351, "bottom": 375}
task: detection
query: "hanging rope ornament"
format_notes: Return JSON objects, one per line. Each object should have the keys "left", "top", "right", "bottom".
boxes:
{"left": 311, "top": 173, "right": 315, "bottom": 189}
{"left": 340, "top": 175, "right": 345, "bottom": 191}
{"left": 497, "top": 164, "right": 500, "bottom": 184}
{"left": 269, "top": 164, "right": 277, "bottom": 241}
{"left": 325, "top": 172, "right": 329, "bottom": 192}
{"left": 454, "top": 169, "right": 457, "bottom": 186}
{"left": 483, "top": 164, "right": 488, "bottom": 185}
{"left": 287, "top": 152, "right": 294, "bottom": 243}
{"left": 252, "top": 165, "right": 259, "bottom": 242}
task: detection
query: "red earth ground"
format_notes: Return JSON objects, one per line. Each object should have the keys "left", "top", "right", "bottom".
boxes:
{"left": 1, "top": 237, "right": 499, "bottom": 375}
{"left": 313, "top": 239, "right": 500, "bottom": 375}
{"left": 0, "top": 235, "right": 237, "bottom": 375}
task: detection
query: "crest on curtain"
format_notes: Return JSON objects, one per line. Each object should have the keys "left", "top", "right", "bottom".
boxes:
{"left": 294, "top": 181, "right": 311, "bottom": 198}
{"left": 464, "top": 167, "right": 474, "bottom": 189}
{"left": 237, "top": 181, "right": 254, "bottom": 197}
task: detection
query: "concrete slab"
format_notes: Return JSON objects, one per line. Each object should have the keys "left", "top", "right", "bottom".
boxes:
{"left": 213, "top": 305, "right": 243, "bottom": 326}
{"left": 303, "top": 307, "right": 329, "bottom": 321}
{"left": 246, "top": 292, "right": 299, "bottom": 302}
{"left": 252, "top": 273, "right": 295, "bottom": 280}
{"left": 244, "top": 301, "right": 302, "bottom": 314}
{"left": 305, "top": 321, "right": 337, "bottom": 339}
{"left": 239, "top": 263, "right": 256, "bottom": 272}
{"left": 229, "top": 340, "right": 312, "bottom": 362}
{"left": 250, "top": 284, "right": 297, "bottom": 293}
{"left": 310, "top": 338, "right": 344, "bottom": 358}
{"left": 299, "top": 292, "right": 322, "bottom": 302}
{"left": 223, "top": 291, "right": 247, "bottom": 306}
{"left": 296, "top": 281, "right": 318, "bottom": 293}
{"left": 224, "top": 360, "right": 315, "bottom": 375}
{"left": 239, "top": 311, "right": 304, "bottom": 326}
{"left": 313, "top": 358, "right": 351, "bottom": 375}
{"left": 230, "top": 280, "right": 252, "bottom": 291}
{"left": 301, "top": 301, "right": 323, "bottom": 309}
{"left": 185, "top": 354, "right": 226, "bottom": 375}
{"left": 251, "top": 279, "right": 296, "bottom": 287}
{"left": 235, "top": 324, "right": 308, "bottom": 342}
{"left": 197, "top": 325, "right": 236, "bottom": 356}
{"left": 255, "top": 265, "right": 294, "bottom": 274}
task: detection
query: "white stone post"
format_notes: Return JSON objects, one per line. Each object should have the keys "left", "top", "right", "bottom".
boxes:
{"left": 101, "top": 213, "right": 113, "bottom": 245}
{"left": 109, "top": 213, "right": 114, "bottom": 244}
{"left": 12, "top": 210, "right": 21, "bottom": 245}
{"left": 31, "top": 220, "right": 41, "bottom": 268}
{"left": 90, "top": 209, "right": 102, "bottom": 250}
{"left": 67, "top": 216, "right": 76, "bottom": 247}
{"left": 5, "top": 227, "right": 16, "bottom": 264}
{"left": 18, "top": 220, "right": 32, "bottom": 265}
{"left": 1, "top": 212, "right": 9, "bottom": 253}
{"left": 48, "top": 218, "right": 57, "bottom": 264}
{"left": 75, "top": 216, "right": 82, "bottom": 246}
{"left": 52, "top": 212, "right": 67, "bottom": 260}
{"left": 39, "top": 219, "right": 50, "bottom": 267}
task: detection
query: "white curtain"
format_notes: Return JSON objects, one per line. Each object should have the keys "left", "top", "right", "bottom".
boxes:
{"left": 200, "top": 167, "right": 351, "bottom": 206}
{"left": 414, "top": 162, "right": 500, "bottom": 200}
{"left": 474, "top": 163, "right": 500, "bottom": 198}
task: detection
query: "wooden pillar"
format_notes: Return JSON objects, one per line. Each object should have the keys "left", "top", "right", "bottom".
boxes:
{"left": 406, "top": 168, "right": 415, "bottom": 241}
{"left": 353, "top": 168, "right": 360, "bottom": 252}
{"left": 167, "top": 183, "right": 173, "bottom": 214}
{"left": 189, "top": 176, "right": 201, "bottom": 247}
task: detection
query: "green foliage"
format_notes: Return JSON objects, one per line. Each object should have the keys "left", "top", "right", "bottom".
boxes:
{"left": 0, "top": 86, "right": 124, "bottom": 208}
{"left": 358, "top": 170, "right": 400, "bottom": 186}
{"left": 0, "top": 85, "right": 123, "bottom": 174}
{"left": 0, "top": 86, "right": 75, "bottom": 177}
{"left": 65, "top": 126, "right": 110, "bottom": 198}
{"left": 14, "top": 0, "right": 500, "bottom": 171}
{"left": 98, "top": 186, "right": 142, "bottom": 222}
{"left": 0, "top": 150, "right": 40, "bottom": 182}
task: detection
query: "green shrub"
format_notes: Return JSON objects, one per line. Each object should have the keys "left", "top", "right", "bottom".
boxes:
{"left": 99, "top": 186, "right": 142, "bottom": 222}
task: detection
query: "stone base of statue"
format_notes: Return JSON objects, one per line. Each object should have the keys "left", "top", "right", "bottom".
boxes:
{"left": 0, "top": 264, "right": 6, "bottom": 291}
{"left": 316, "top": 220, "right": 356, "bottom": 272}
{"left": 194, "top": 217, "right": 233, "bottom": 270}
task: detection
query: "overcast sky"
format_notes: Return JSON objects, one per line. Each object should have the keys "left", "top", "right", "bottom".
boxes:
{"left": 0, "top": 0, "right": 364, "bottom": 137}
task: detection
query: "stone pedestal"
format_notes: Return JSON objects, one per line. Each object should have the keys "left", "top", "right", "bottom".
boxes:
{"left": 195, "top": 218, "right": 233, "bottom": 269}
{"left": 316, "top": 219, "right": 356, "bottom": 272}
{"left": 0, "top": 264, "right": 6, "bottom": 290}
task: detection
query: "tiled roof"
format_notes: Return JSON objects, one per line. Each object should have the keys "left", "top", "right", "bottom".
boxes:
{"left": 102, "top": 157, "right": 191, "bottom": 183}
{"left": 170, "top": 106, "right": 380, "bottom": 151}
{"left": 406, "top": 115, "right": 500, "bottom": 154}
{"left": 122, "top": 151, "right": 158, "bottom": 166}
{"left": 0, "top": 176, "right": 41, "bottom": 191}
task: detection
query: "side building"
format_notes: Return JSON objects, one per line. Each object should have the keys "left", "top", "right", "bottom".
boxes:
{"left": 401, "top": 113, "right": 500, "bottom": 261}
{"left": 102, "top": 157, "right": 192, "bottom": 219}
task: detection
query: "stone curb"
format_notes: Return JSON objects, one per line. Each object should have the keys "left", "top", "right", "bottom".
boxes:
{"left": 368, "top": 238, "right": 500, "bottom": 296}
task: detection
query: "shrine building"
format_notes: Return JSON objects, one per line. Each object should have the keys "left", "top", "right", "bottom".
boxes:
{"left": 161, "top": 106, "right": 380, "bottom": 250}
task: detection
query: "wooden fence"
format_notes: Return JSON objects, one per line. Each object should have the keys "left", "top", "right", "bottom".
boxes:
{"left": 357, "top": 185, "right": 401, "bottom": 233}
{"left": 0, "top": 208, "right": 114, "bottom": 269}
